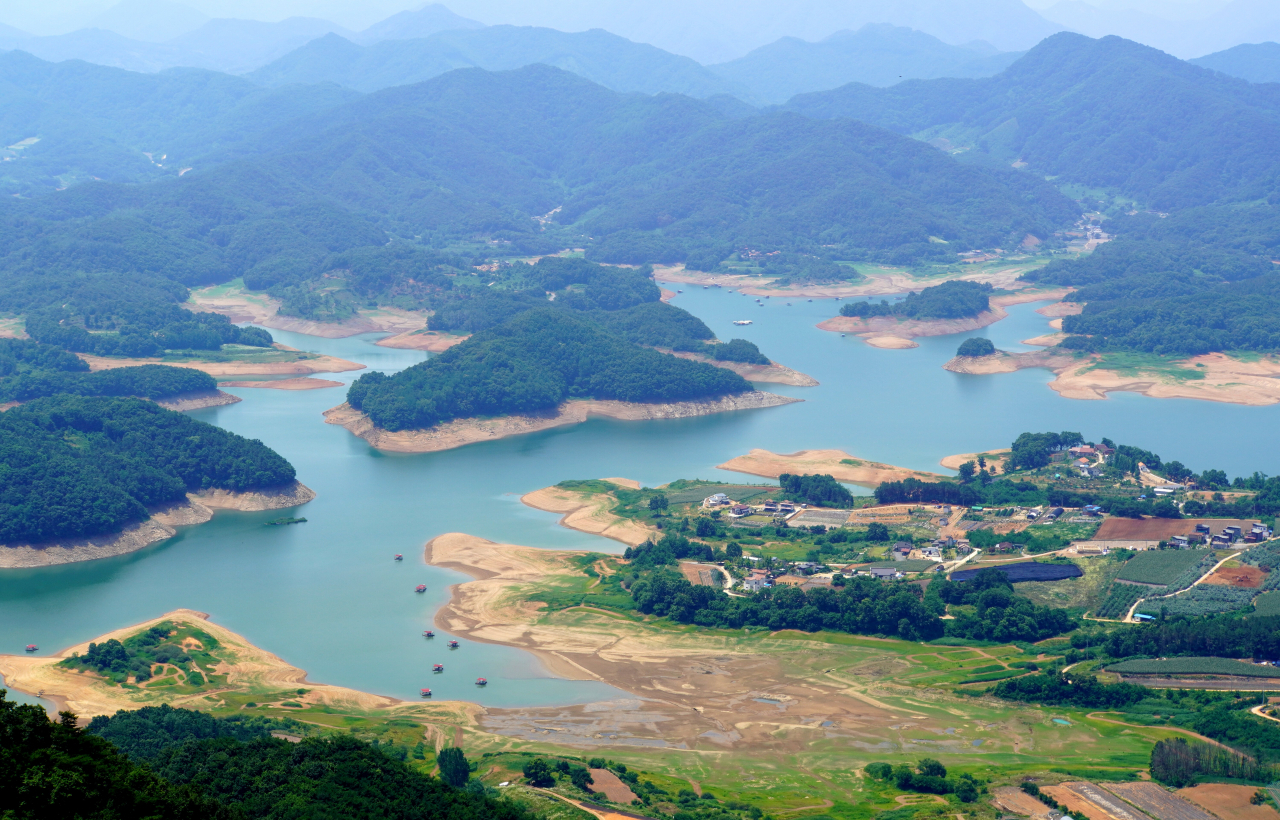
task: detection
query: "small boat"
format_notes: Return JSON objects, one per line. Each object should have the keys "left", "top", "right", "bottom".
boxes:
{"left": 433, "top": 663, "right": 444, "bottom": 672}
{"left": 24, "top": 644, "right": 37, "bottom": 653}
{"left": 423, "top": 630, "right": 435, "bottom": 638}
{"left": 732, "top": 320, "right": 752, "bottom": 326}
{"left": 394, "top": 554, "right": 403, "bottom": 561}
{"left": 420, "top": 688, "right": 432, "bottom": 697}
{"left": 475, "top": 678, "right": 488, "bottom": 686}
{"left": 447, "top": 640, "right": 459, "bottom": 649}
{"left": 415, "top": 584, "right": 427, "bottom": 593}
{"left": 677, "top": 289, "right": 683, "bottom": 293}
{"left": 841, "top": 334, "right": 846, "bottom": 337}
{"left": 807, "top": 299, "right": 813, "bottom": 302}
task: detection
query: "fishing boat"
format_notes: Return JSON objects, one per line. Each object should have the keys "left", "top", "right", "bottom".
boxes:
{"left": 423, "top": 630, "right": 435, "bottom": 638}
{"left": 420, "top": 688, "right": 432, "bottom": 697}
{"left": 447, "top": 640, "right": 459, "bottom": 648}
{"left": 24, "top": 644, "right": 37, "bottom": 652}
{"left": 433, "top": 663, "right": 444, "bottom": 672}
{"left": 475, "top": 678, "right": 488, "bottom": 686}
{"left": 394, "top": 554, "right": 403, "bottom": 561}
{"left": 415, "top": 584, "right": 427, "bottom": 593}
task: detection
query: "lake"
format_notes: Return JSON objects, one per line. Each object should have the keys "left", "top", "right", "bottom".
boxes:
{"left": 3, "top": 287, "right": 1279, "bottom": 707}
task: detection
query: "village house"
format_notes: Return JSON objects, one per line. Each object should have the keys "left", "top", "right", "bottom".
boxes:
{"left": 869, "top": 567, "right": 903, "bottom": 579}
{"left": 891, "top": 542, "right": 914, "bottom": 561}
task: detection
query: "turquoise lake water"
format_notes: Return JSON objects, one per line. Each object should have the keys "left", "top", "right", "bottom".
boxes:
{"left": 4, "top": 287, "right": 1280, "bottom": 707}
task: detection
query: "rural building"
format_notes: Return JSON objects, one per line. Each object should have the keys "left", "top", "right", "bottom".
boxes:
{"left": 729, "top": 504, "right": 751, "bottom": 518}
{"left": 891, "top": 542, "right": 914, "bottom": 561}
{"left": 704, "top": 493, "right": 730, "bottom": 507}
{"left": 870, "top": 567, "right": 902, "bottom": 579}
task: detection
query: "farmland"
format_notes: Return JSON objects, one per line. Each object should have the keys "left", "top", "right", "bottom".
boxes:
{"left": 1095, "top": 581, "right": 1149, "bottom": 619}
{"left": 1107, "top": 657, "right": 1280, "bottom": 678}
{"left": 1104, "top": 782, "right": 1218, "bottom": 820}
{"left": 1094, "top": 518, "right": 1261, "bottom": 541}
{"left": 1255, "top": 591, "right": 1280, "bottom": 616}
{"left": 862, "top": 559, "right": 938, "bottom": 572}
{"left": 1202, "top": 563, "right": 1268, "bottom": 588}
{"left": 1116, "top": 550, "right": 1212, "bottom": 586}
{"left": 1135, "top": 585, "right": 1257, "bottom": 617}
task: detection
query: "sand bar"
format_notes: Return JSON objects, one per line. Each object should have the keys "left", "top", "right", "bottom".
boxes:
{"left": 375, "top": 330, "right": 469, "bottom": 352}
{"left": 0, "top": 609, "right": 407, "bottom": 717}
{"left": 943, "top": 350, "right": 1076, "bottom": 375}
{"left": 521, "top": 481, "right": 653, "bottom": 546}
{"left": 1049, "top": 352, "right": 1280, "bottom": 406}
{"left": 324, "top": 391, "right": 801, "bottom": 454}
{"left": 221, "top": 378, "right": 343, "bottom": 390}
{"left": 717, "top": 448, "right": 943, "bottom": 487}
{"left": 816, "top": 289, "right": 1070, "bottom": 347}
{"left": 154, "top": 389, "right": 243, "bottom": 410}
{"left": 0, "top": 482, "right": 315, "bottom": 568}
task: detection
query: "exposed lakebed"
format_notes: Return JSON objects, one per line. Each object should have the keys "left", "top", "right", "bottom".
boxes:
{"left": 3, "top": 288, "right": 1280, "bottom": 707}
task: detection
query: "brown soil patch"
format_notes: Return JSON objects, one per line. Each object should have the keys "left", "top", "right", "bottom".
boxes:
{"left": 1203, "top": 564, "right": 1267, "bottom": 588}
{"left": 1048, "top": 353, "right": 1280, "bottom": 406}
{"left": 1037, "top": 301, "right": 1084, "bottom": 318}
{"left": 375, "top": 330, "right": 469, "bottom": 352}
{"left": 1178, "top": 783, "right": 1280, "bottom": 820}
{"left": 659, "top": 348, "right": 819, "bottom": 386}
{"left": 1095, "top": 518, "right": 1259, "bottom": 541}
{"left": 1104, "top": 782, "right": 1218, "bottom": 820}
{"left": 221, "top": 378, "right": 343, "bottom": 390}
{"left": 521, "top": 482, "right": 653, "bottom": 547}
{"left": 588, "top": 768, "right": 638, "bottom": 803}
{"left": 939, "top": 449, "right": 1010, "bottom": 471}
{"left": 324, "top": 392, "right": 801, "bottom": 454}
{"left": 717, "top": 448, "right": 941, "bottom": 488}
{"left": 78, "top": 346, "right": 364, "bottom": 377}
{"left": 992, "top": 787, "right": 1055, "bottom": 819}
{"left": 679, "top": 562, "right": 720, "bottom": 586}
{"left": 1042, "top": 783, "right": 1149, "bottom": 820}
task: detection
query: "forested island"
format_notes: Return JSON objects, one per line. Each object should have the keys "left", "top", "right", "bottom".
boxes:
{"left": 838, "top": 280, "right": 994, "bottom": 320}
{"left": 0, "top": 396, "right": 312, "bottom": 564}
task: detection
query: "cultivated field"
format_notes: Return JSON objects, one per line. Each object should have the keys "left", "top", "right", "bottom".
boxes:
{"left": 1116, "top": 550, "right": 1211, "bottom": 585}
{"left": 1107, "top": 657, "right": 1280, "bottom": 678}
{"left": 1255, "top": 591, "right": 1280, "bottom": 616}
{"left": 1105, "top": 781, "right": 1218, "bottom": 820}
{"left": 1043, "top": 781, "right": 1152, "bottom": 820}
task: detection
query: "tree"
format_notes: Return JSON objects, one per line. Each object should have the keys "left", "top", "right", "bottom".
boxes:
{"left": 725, "top": 542, "right": 743, "bottom": 559}
{"left": 866, "top": 522, "right": 890, "bottom": 542}
{"left": 956, "top": 337, "right": 995, "bottom": 357}
{"left": 437, "top": 747, "right": 469, "bottom": 788}
{"left": 917, "top": 759, "right": 946, "bottom": 778}
{"left": 956, "top": 780, "right": 978, "bottom": 803}
{"left": 958, "top": 461, "right": 977, "bottom": 481}
{"left": 648, "top": 495, "right": 669, "bottom": 511}
{"left": 569, "top": 766, "right": 594, "bottom": 792}
{"left": 522, "top": 758, "right": 555, "bottom": 788}
{"left": 695, "top": 517, "right": 716, "bottom": 537}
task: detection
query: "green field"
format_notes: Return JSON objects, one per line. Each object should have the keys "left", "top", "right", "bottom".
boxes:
{"left": 1115, "top": 550, "right": 1210, "bottom": 586}
{"left": 1255, "top": 591, "right": 1280, "bottom": 616}
{"left": 1107, "top": 657, "right": 1280, "bottom": 678}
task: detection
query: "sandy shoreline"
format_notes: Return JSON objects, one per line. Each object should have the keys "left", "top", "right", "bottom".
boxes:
{"left": 0, "top": 482, "right": 316, "bottom": 568}
{"left": 78, "top": 345, "right": 365, "bottom": 378}
{"left": 154, "top": 389, "right": 243, "bottom": 411}
{"left": 188, "top": 287, "right": 429, "bottom": 340}
{"left": 324, "top": 391, "right": 802, "bottom": 454}
{"left": 717, "top": 448, "right": 944, "bottom": 487}
{"left": 653, "top": 263, "right": 1049, "bottom": 299}
{"left": 221, "top": 377, "right": 343, "bottom": 390}
{"left": 816, "top": 289, "right": 1071, "bottom": 348}
{"left": 521, "top": 481, "right": 653, "bottom": 546}
{"left": 943, "top": 350, "right": 1077, "bottom": 375}
{"left": 657, "top": 349, "right": 819, "bottom": 386}
{"left": 375, "top": 330, "right": 468, "bottom": 352}
{"left": 0, "top": 608, "right": 404, "bottom": 717}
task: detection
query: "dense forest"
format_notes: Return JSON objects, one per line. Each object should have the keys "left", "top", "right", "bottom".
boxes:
{"left": 0, "top": 55, "right": 1079, "bottom": 339}
{"left": 1, "top": 692, "right": 233, "bottom": 820}
{"left": 348, "top": 309, "right": 751, "bottom": 431}
{"left": 3, "top": 694, "right": 533, "bottom": 820}
{"left": 26, "top": 306, "right": 273, "bottom": 358}
{"left": 0, "top": 396, "right": 296, "bottom": 544}
{"left": 778, "top": 473, "right": 855, "bottom": 507}
{"left": 1021, "top": 206, "right": 1280, "bottom": 356}
{"left": 839, "top": 281, "right": 993, "bottom": 320}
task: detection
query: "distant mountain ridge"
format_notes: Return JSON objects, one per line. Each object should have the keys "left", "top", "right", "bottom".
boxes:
{"left": 785, "top": 32, "right": 1280, "bottom": 210}
{"left": 248, "top": 26, "right": 743, "bottom": 98}
{"left": 709, "top": 24, "right": 1021, "bottom": 104}
{"left": 1192, "top": 42, "right": 1280, "bottom": 83}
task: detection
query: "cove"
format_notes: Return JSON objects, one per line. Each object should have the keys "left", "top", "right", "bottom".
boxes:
{"left": 3, "top": 287, "right": 1280, "bottom": 707}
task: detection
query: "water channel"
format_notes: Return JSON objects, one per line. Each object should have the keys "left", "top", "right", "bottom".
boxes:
{"left": 3, "top": 287, "right": 1279, "bottom": 707}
